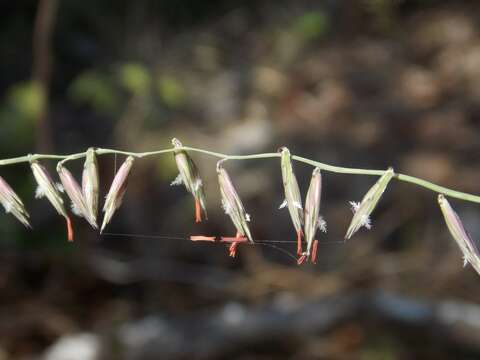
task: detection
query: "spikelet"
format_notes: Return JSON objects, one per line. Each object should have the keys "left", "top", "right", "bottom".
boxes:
{"left": 57, "top": 162, "right": 97, "bottom": 229}
{"left": 279, "top": 147, "right": 304, "bottom": 254}
{"left": 303, "top": 167, "right": 326, "bottom": 262}
{"left": 101, "top": 156, "right": 134, "bottom": 232}
{"left": 31, "top": 161, "right": 73, "bottom": 241}
{"left": 0, "top": 175, "right": 31, "bottom": 228}
{"left": 217, "top": 161, "right": 252, "bottom": 242}
{"left": 171, "top": 138, "right": 207, "bottom": 222}
{"left": 82, "top": 148, "right": 99, "bottom": 225}
{"left": 345, "top": 167, "right": 394, "bottom": 240}
{"left": 438, "top": 194, "right": 480, "bottom": 276}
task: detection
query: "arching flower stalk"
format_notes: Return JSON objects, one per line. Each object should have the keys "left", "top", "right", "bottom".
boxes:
{"left": 438, "top": 194, "right": 480, "bottom": 276}
{"left": 101, "top": 156, "right": 134, "bottom": 233}
{"left": 82, "top": 148, "right": 99, "bottom": 225}
{"left": 171, "top": 138, "right": 207, "bottom": 223}
{"left": 0, "top": 176, "right": 31, "bottom": 227}
{"left": 31, "top": 161, "right": 73, "bottom": 241}
{"left": 217, "top": 160, "right": 252, "bottom": 257}
{"left": 301, "top": 167, "right": 327, "bottom": 265}
{"left": 279, "top": 147, "right": 304, "bottom": 256}
{"left": 345, "top": 167, "right": 394, "bottom": 240}
{"left": 57, "top": 163, "right": 97, "bottom": 229}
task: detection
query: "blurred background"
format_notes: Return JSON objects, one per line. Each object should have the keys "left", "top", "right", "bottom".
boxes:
{"left": 1, "top": 0, "right": 480, "bottom": 358}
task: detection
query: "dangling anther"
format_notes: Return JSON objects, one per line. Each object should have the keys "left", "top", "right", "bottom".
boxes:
{"left": 221, "top": 232, "right": 248, "bottom": 258}
{"left": 297, "top": 254, "right": 307, "bottom": 265}
{"left": 220, "top": 236, "right": 248, "bottom": 243}
{"left": 296, "top": 230, "right": 303, "bottom": 256}
{"left": 195, "top": 199, "right": 202, "bottom": 223}
{"left": 311, "top": 239, "right": 319, "bottom": 264}
{"left": 66, "top": 216, "right": 74, "bottom": 242}
{"left": 229, "top": 242, "right": 238, "bottom": 257}
{"left": 190, "top": 235, "right": 216, "bottom": 242}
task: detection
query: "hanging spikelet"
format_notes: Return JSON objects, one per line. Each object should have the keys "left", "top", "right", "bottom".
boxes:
{"left": 31, "top": 161, "right": 73, "bottom": 241}
{"left": 57, "top": 162, "right": 97, "bottom": 229}
{"left": 345, "top": 167, "right": 394, "bottom": 240}
{"left": 171, "top": 138, "right": 207, "bottom": 223}
{"left": 82, "top": 148, "right": 99, "bottom": 225}
{"left": 279, "top": 147, "right": 304, "bottom": 255}
{"left": 438, "top": 194, "right": 480, "bottom": 276}
{"left": 302, "top": 167, "right": 326, "bottom": 264}
{"left": 217, "top": 160, "right": 252, "bottom": 257}
{"left": 0, "top": 175, "right": 31, "bottom": 228}
{"left": 101, "top": 156, "right": 134, "bottom": 232}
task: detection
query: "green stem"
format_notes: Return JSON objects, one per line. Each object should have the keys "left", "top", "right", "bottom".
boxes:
{"left": 0, "top": 146, "right": 478, "bottom": 204}
{"left": 291, "top": 155, "right": 385, "bottom": 176}
{"left": 395, "top": 173, "right": 480, "bottom": 203}
{"left": 0, "top": 153, "right": 81, "bottom": 166}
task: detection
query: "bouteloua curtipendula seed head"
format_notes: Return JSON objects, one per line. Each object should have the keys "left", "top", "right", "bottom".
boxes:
{"left": 171, "top": 138, "right": 207, "bottom": 223}
{"left": 304, "top": 167, "right": 326, "bottom": 256}
{"left": 279, "top": 147, "right": 304, "bottom": 255}
{"left": 217, "top": 161, "right": 252, "bottom": 242}
{"left": 101, "top": 156, "right": 134, "bottom": 233}
{"left": 57, "top": 162, "right": 97, "bottom": 229}
{"left": 31, "top": 161, "right": 73, "bottom": 241}
{"left": 345, "top": 167, "right": 394, "bottom": 240}
{"left": 82, "top": 148, "right": 99, "bottom": 224}
{"left": 0, "top": 176, "right": 31, "bottom": 228}
{"left": 438, "top": 194, "right": 480, "bottom": 276}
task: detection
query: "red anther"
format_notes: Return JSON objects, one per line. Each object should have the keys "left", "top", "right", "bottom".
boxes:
{"left": 296, "top": 230, "right": 303, "bottom": 256}
{"left": 221, "top": 232, "right": 248, "bottom": 257}
{"left": 190, "top": 235, "right": 216, "bottom": 242}
{"left": 66, "top": 216, "right": 74, "bottom": 242}
{"left": 220, "top": 236, "right": 248, "bottom": 243}
{"left": 229, "top": 242, "right": 238, "bottom": 257}
{"left": 195, "top": 199, "right": 202, "bottom": 223}
{"left": 311, "top": 239, "right": 319, "bottom": 264}
{"left": 297, "top": 254, "right": 307, "bottom": 265}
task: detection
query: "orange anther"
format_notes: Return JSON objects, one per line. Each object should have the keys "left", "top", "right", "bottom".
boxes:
{"left": 296, "top": 230, "right": 303, "bottom": 256}
{"left": 66, "top": 216, "right": 74, "bottom": 242}
{"left": 190, "top": 235, "right": 216, "bottom": 242}
{"left": 311, "top": 240, "right": 319, "bottom": 264}
{"left": 220, "top": 236, "right": 248, "bottom": 243}
{"left": 195, "top": 199, "right": 201, "bottom": 223}
{"left": 229, "top": 242, "right": 238, "bottom": 257}
{"left": 297, "top": 254, "right": 307, "bottom": 265}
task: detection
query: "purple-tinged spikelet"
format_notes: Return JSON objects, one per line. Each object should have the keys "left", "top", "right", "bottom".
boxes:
{"left": 438, "top": 194, "right": 480, "bottom": 276}
{"left": 101, "top": 156, "right": 134, "bottom": 232}
{"left": 303, "top": 167, "right": 326, "bottom": 263}
{"left": 31, "top": 161, "right": 73, "bottom": 241}
{"left": 57, "top": 162, "right": 97, "bottom": 229}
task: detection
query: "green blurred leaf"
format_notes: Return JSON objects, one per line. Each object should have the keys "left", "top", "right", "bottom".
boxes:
{"left": 69, "top": 71, "right": 119, "bottom": 113}
{"left": 119, "top": 63, "right": 151, "bottom": 96}
{"left": 292, "top": 11, "right": 328, "bottom": 41}
{"left": 157, "top": 75, "right": 186, "bottom": 107}
{"left": 7, "top": 81, "right": 45, "bottom": 120}
{"left": 0, "top": 81, "right": 39, "bottom": 149}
